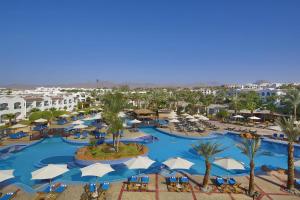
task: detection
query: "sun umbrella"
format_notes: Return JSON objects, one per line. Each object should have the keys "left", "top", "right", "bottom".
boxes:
{"left": 0, "top": 170, "right": 14, "bottom": 182}
{"left": 81, "top": 163, "right": 114, "bottom": 178}
{"left": 248, "top": 116, "right": 260, "bottom": 120}
{"left": 73, "top": 124, "right": 88, "bottom": 129}
{"left": 169, "top": 119, "right": 179, "bottom": 123}
{"left": 10, "top": 124, "right": 28, "bottom": 129}
{"left": 71, "top": 112, "right": 79, "bottom": 115}
{"left": 185, "top": 115, "right": 194, "bottom": 119}
{"left": 163, "top": 157, "right": 194, "bottom": 170}
{"left": 31, "top": 164, "right": 69, "bottom": 180}
{"left": 72, "top": 120, "right": 84, "bottom": 125}
{"left": 188, "top": 118, "right": 198, "bottom": 122}
{"left": 294, "top": 160, "right": 300, "bottom": 167}
{"left": 60, "top": 114, "right": 70, "bottom": 118}
{"left": 181, "top": 113, "right": 189, "bottom": 117}
{"left": 198, "top": 115, "right": 209, "bottom": 121}
{"left": 233, "top": 115, "right": 244, "bottom": 119}
{"left": 193, "top": 114, "right": 201, "bottom": 118}
{"left": 129, "top": 119, "right": 142, "bottom": 124}
{"left": 34, "top": 118, "right": 48, "bottom": 123}
{"left": 124, "top": 156, "right": 155, "bottom": 170}
{"left": 213, "top": 158, "right": 245, "bottom": 170}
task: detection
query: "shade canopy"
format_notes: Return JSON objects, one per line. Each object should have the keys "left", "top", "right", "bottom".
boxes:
{"left": 124, "top": 156, "right": 155, "bottom": 170}
{"left": 169, "top": 119, "right": 179, "bottom": 123}
{"left": 73, "top": 124, "right": 88, "bottom": 129}
{"left": 181, "top": 113, "right": 189, "bottom": 117}
{"left": 60, "top": 114, "right": 70, "bottom": 118}
{"left": 71, "top": 112, "right": 79, "bottom": 115}
{"left": 233, "top": 115, "right": 244, "bottom": 119}
{"left": 163, "top": 157, "right": 194, "bottom": 170}
{"left": 185, "top": 115, "right": 194, "bottom": 119}
{"left": 34, "top": 118, "right": 48, "bottom": 123}
{"left": 193, "top": 114, "right": 201, "bottom": 118}
{"left": 248, "top": 116, "right": 261, "bottom": 120}
{"left": 188, "top": 118, "right": 198, "bottom": 122}
{"left": 198, "top": 115, "right": 209, "bottom": 121}
{"left": 0, "top": 170, "right": 14, "bottom": 182}
{"left": 10, "top": 124, "right": 28, "bottom": 129}
{"left": 295, "top": 160, "right": 300, "bottom": 167}
{"left": 213, "top": 158, "right": 245, "bottom": 170}
{"left": 72, "top": 120, "right": 84, "bottom": 125}
{"left": 81, "top": 163, "right": 114, "bottom": 177}
{"left": 129, "top": 119, "right": 142, "bottom": 124}
{"left": 31, "top": 164, "right": 69, "bottom": 180}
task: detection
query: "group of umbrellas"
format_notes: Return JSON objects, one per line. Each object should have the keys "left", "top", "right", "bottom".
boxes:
{"left": 169, "top": 113, "right": 209, "bottom": 124}
{"left": 233, "top": 115, "right": 261, "bottom": 120}
{"left": 0, "top": 155, "right": 252, "bottom": 186}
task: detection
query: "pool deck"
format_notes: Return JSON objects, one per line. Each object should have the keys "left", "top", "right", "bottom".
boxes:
{"left": 2, "top": 171, "right": 300, "bottom": 200}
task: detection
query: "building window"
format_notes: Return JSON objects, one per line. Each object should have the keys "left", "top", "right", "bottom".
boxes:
{"left": 14, "top": 102, "right": 21, "bottom": 109}
{"left": 261, "top": 92, "right": 265, "bottom": 96}
{"left": 64, "top": 100, "right": 67, "bottom": 104}
{"left": 0, "top": 103, "right": 9, "bottom": 111}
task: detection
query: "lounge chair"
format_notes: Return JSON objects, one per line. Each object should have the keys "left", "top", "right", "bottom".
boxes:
{"left": 127, "top": 176, "right": 139, "bottom": 191}
{"left": 273, "top": 133, "right": 278, "bottom": 139}
{"left": 99, "top": 182, "right": 110, "bottom": 197}
{"left": 81, "top": 132, "right": 88, "bottom": 139}
{"left": 0, "top": 189, "right": 20, "bottom": 200}
{"left": 227, "top": 178, "right": 236, "bottom": 185}
{"left": 279, "top": 134, "right": 285, "bottom": 139}
{"left": 74, "top": 133, "right": 81, "bottom": 139}
{"left": 215, "top": 177, "right": 225, "bottom": 186}
{"left": 179, "top": 177, "right": 191, "bottom": 192}
{"left": 85, "top": 183, "right": 98, "bottom": 199}
{"left": 166, "top": 176, "right": 178, "bottom": 192}
{"left": 140, "top": 176, "right": 149, "bottom": 191}
{"left": 54, "top": 184, "right": 67, "bottom": 193}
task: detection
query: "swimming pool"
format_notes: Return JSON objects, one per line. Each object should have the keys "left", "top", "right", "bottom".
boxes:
{"left": 0, "top": 127, "right": 298, "bottom": 191}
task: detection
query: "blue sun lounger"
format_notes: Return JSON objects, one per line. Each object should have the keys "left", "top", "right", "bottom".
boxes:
{"left": 100, "top": 182, "right": 110, "bottom": 191}
{"left": 279, "top": 134, "right": 285, "bottom": 139}
{"left": 74, "top": 133, "right": 81, "bottom": 139}
{"left": 89, "top": 183, "right": 96, "bottom": 193}
{"left": 272, "top": 133, "right": 278, "bottom": 138}
{"left": 228, "top": 178, "right": 236, "bottom": 185}
{"left": 55, "top": 184, "right": 67, "bottom": 193}
{"left": 179, "top": 176, "right": 189, "bottom": 184}
{"left": 141, "top": 176, "right": 150, "bottom": 184}
{"left": 81, "top": 131, "right": 88, "bottom": 139}
{"left": 0, "top": 192, "right": 15, "bottom": 200}
{"left": 216, "top": 177, "right": 225, "bottom": 186}
{"left": 128, "top": 176, "right": 138, "bottom": 183}
{"left": 168, "top": 176, "right": 177, "bottom": 183}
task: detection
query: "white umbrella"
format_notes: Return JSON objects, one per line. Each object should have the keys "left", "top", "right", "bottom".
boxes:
{"left": 34, "top": 118, "right": 48, "bottom": 123}
{"left": 163, "top": 157, "right": 194, "bottom": 170}
{"left": 72, "top": 120, "right": 84, "bottom": 125}
{"left": 71, "top": 112, "right": 79, "bottom": 115}
{"left": 181, "top": 113, "right": 189, "bottom": 117}
{"left": 31, "top": 164, "right": 69, "bottom": 180}
{"left": 129, "top": 119, "right": 142, "bottom": 124}
{"left": 81, "top": 163, "right": 114, "bottom": 178}
{"left": 124, "top": 156, "right": 155, "bottom": 170}
{"left": 186, "top": 115, "right": 194, "bottom": 119}
{"left": 213, "top": 158, "right": 245, "bottom": 170}
{"left": 169, "top": 119, "right": 179, "bottom": 123}
{"left": 0, "top": 170, "right": 14, "bottom": 182}
{"left": 233, "top": 115, "right": 244, "bottom": 119}
{"left": 295, "top": 160, "right": 300, "bottom": 167}
{"left": 73, "top": 124, "right": 88, "bottom": 129}
{"left": 188, "top": 118, "right": 198, "bottom": 122}
{"left": 10, "top": 124, "right": 28, "bottom": 129}
{"left": 193, "top": 114, "right": 201, "bottom": 118}
{"left": 248, "top": 116, "right": 261, "bottom": 120}
{"left": 118, "top": 112, "right": 126, "bottom": 118}
{"left": 268, "top": 125, "right": 282, "bottom": 132}
{"left": 198, "top": 115, "right": 209, "bottom": 121}
{"left": 60, "top": 114, "right": 70, "bottom": 118}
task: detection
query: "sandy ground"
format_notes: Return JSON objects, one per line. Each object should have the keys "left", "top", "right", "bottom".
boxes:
{"left": 2, "top": 172, "right": 299, "bottom": 200}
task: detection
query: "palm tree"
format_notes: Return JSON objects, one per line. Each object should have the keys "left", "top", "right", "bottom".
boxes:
{"left": 285, "top": 89, "right": 300, "bottom": 120}
{"left": 4, "top": 113, "right": 16, "bottom": 126}
{"left": 276, "top": 117, "right": 300, "bottom": 190}
{"left": 193, "top": 142, "right": 225, "bottom": 189}
{"left": 236, "top": 137, "right": 264, "bottom": 195}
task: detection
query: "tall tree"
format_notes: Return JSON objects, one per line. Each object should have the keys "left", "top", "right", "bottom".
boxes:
{"left": 276, "top": 117, "right": 300, "bottom": 190}
{"left": 193, "top": 142, "right": 225, "bottom": 189}
{"left": 285, "top": 89, "right": 300, "bottom": 120}
{"left": 236, "top": 138, "right": 265, "bottom": 195}
{"left": 4, "top": 113, "right": 16, "bottom": 126}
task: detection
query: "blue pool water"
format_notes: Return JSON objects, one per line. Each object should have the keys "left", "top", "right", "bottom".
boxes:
{"left": 0, "top": 127, "right": 298, "bottom": 190}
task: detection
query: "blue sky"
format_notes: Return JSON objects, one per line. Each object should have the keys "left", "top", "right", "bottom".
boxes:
{"left": 0, "top": 0, "right": 300, "bottom": 85}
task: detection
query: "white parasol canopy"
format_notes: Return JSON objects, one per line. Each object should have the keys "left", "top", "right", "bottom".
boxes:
{"left": 0, "top": 170, "right": 14, "bottom": 182}
{"left": 129, "top": 119, "right": 142, "bottom": 124}
{"left": 163, "top": 157, "right": 194, "bottom": 170}
{"left": 60, "top": 114, "right": 70, "bottom": 118}
{"left": 31, "top": 164, "right": 69, "bottom": 180}
{"left": 248, "top": 116, "right": 261, "bottom": 120}
{"left": 73, "top": 124, "right": 88, "bottom": 129}
{"left": 233, "top": 115, "right": 244, "bottom": 119}
{"left": 10, "top": 124, "right": 28, "bottom": 129}
{"left": 181, "top": 113, "right": 189, "bottom": 117}
{"left": 34, "top": 118, "right": 48, "bottom": 123}
{"left": 71, "top": 112, "right": 79, "bottom": 115}
{"left": 81, "top": 163, "right": 114, "bottom": 177}
{"left": 124, "top": 156, "right": 155, "bottom": 170}
{"left": 213, "top": 158, "right": 245, "bottom": 170}
{"left": 169, "top": 119, "right": 180, "bottom": 123}
{"left": 185, "top": 115, "right": 194, "bottom": 119}
{"left": 188, "top": 118, "right": 198, "bottom": 122}
{"left": 198, "top": 115, "right": 209, "bottom": 121}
